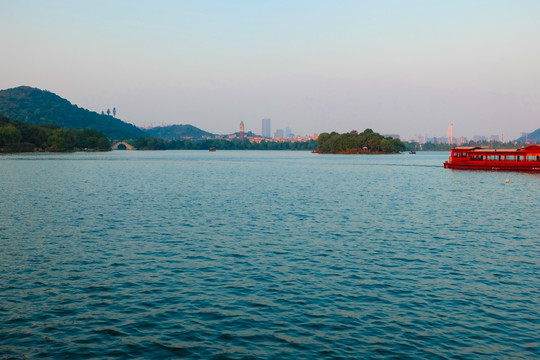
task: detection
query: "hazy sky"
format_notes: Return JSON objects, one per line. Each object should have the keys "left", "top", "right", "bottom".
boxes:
{"left": 2, "top": 1, "right": 539, "bottom": 140}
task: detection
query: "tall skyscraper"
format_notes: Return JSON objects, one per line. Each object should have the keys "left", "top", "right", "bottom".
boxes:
{"left": 285, "top": 127, "right": 292, "bottom": 138}
{"left": 262, "top": 118, "right": 271, "bottom": 138}
{"left": 447, "top": 123, "right": 454, "bottom": 144}
{"left": 239, "top": 121, "right": 245, "bottom": 140}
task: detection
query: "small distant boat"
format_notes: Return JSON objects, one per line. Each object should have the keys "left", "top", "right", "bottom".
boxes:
{"left": 311, "top": 150, "right": 320, "bottom": 153}
{"left": 409, "top": 150, "right": 416, "bottom": 154}
{"left": 209, "top": 147, "right": 216, "bottom": 152}
{"left": 444, "top": 145, "right": 540, "bottom": 171}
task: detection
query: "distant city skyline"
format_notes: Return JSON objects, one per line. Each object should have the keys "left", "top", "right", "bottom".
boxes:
{"left": 2, "top": 1, "right": 540, "bottom": 140}
{"left": 149, "top": 116, "right": 524, "bottom": 143}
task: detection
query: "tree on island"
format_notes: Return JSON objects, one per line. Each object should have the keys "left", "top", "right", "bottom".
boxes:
{"left": 317, "top": 129, "right": 405, "bottom": 154}
{"left": 113, "top": 107, "right": 116, "bottom": 117}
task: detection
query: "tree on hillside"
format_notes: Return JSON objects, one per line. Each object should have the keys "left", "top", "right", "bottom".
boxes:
{"left": 0, "top": 125, "right": 22, "bottom": 147}
{"left": 113, "top": 107, "right": 116, "bottom": 117}
{"left": 107, "top": 108, "right": 111, "bottom": 116}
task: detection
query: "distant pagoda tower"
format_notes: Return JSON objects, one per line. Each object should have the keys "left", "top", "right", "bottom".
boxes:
{"left": 239, "top": 121, "right": 245, "bottom": 140}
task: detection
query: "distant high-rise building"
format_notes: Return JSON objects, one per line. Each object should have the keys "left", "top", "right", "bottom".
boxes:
{"left": 262, "top": 118, "right": 271, "bottom": 138}
{"left": 274, "top": 129, "right": 284, "bottom": 139}
{"left": 447, "top": 123, "right": 454, "bottom": 144}
{"left": 285, "top": 127, "right": 293, "bottom": 138}
{"left": 412, "top": 135, "right": 426, "bottom": 144}
{"left": 239, "top": 121, "right": 245, "bottom": 140}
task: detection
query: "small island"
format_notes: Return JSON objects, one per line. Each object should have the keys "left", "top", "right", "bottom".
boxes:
{"left": 317, "top": 129, "right": 405, "bottom": 154}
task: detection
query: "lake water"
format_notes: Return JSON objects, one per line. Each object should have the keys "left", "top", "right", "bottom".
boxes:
{"left": 1, "top": 150, "right": 538, "bottom": 359}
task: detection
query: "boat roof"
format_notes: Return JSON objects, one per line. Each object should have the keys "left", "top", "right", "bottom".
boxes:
{"left": 452, "top": 147, "right": 481, "bottom": 150}
{"left": 452, "top": 144, "right": 540, "bottom": 153}
{"left": 522, "top": 144, "right": 540, "bottom": 151}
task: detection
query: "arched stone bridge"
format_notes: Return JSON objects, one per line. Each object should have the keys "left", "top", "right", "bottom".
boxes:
{"left": 111, "top": 141, "right": 135, "bottom": 150}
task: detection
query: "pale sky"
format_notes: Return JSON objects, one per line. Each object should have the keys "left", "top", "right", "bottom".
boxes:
{"left": 2, "top": 1, "right": 539, "bottom": 140}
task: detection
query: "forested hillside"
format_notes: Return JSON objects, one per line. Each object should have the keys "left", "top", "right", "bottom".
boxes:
{"left": 0, "top": 86, "right": 145, "bottom": 140}
{"left": 516, "top": 127, "right": 540, "bottom": 143}
{"left": 144, "top": 124, "right": 214, "bottom": 140}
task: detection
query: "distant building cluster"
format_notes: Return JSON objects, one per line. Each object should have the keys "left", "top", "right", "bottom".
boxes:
{"left": 227, "top": 118, "right": 317, "bottom": 143}
{"left": 409, "top": 135, "right": 512, "bottom": 145}
{"left": 406, "top": 124, "right": 535, "bottom": 145}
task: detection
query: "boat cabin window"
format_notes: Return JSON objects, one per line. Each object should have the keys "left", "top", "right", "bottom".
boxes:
{"left": 517, "top": 155, "right": 524, "bottom": 161}
{"left": 506, "top": 155, "right": 515, "bottom": 161}
{"left": 461, "top": 153, "right": 467, "bottom": 157}
{"left": 526, "top": 156, "right": 538, "bottom": 161}
{"left": 488, "top": 155, "right": 503, "bottom": 161}
{"left": 453, "top": 152, "right": 460, "bottom": 158}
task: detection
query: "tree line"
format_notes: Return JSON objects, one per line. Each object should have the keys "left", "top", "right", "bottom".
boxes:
{"left": 131, "top": 137, "right": 318, "bottom": 151}
{"left": 0, "top": 114, "right": 110, "bottom": 152}
{"left": 317, "top": 129, "right": 405, "bottom": 154}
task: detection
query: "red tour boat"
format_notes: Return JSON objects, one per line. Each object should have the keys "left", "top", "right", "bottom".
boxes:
{"left": 444, "top": 144, "right": 540, "bottom": 171}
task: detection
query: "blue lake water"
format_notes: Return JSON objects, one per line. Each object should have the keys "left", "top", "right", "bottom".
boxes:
{"left": 1, "top": 150, "right": 538, "bottom": 359}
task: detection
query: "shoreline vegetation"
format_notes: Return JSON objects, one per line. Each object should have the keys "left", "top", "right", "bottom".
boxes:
{"left": 0, "top": 113, "right": 532, "bottom": 154}
{"left": 1, "top": 86, "right": 538, "bottom": 154}
{"left": 131, "top": 136, "right": 318, "bottom": 151}
{"left": 0, "top": 115, "right": 110, "bottom": 152}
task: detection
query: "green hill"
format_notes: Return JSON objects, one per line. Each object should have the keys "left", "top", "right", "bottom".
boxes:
{"left": 516, "top": 127, "right": 540, "bottom": 143}
{"left": 144, "top": 124, "right": 214, "bottom": 140}
{"left": 0, "top": 86, "right": 146, "bottom": 140}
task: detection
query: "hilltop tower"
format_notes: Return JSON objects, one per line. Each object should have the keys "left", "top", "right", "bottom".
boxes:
{"left": 239, "top": 121, "right": 245, "bottom": 140}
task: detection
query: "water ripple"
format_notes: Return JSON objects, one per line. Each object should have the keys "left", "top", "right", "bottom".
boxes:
{"left": 1, "top": 151, "right": 539, "bottom": 359}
